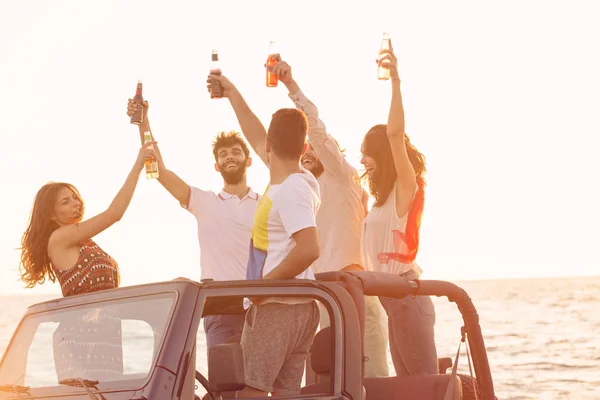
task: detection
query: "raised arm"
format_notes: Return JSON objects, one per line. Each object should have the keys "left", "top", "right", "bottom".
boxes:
{"left": 126, "top": 100, "right": 191, "bottom": 207}
{"left": 380, "top": 43, "right": 417, "bottom": 217}
{"left": 48, "top": 143, "right": 155, "bottom": 252}
{"left": 273, "top": 56, "right": 354, "bottom": 181}
{"left": 207, "top": 75, "right": 269, "bottom": 166}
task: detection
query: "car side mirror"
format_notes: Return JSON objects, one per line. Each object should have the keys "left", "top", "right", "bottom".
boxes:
{"left": 208, "top": 343, "right": 246, "bottom": 393}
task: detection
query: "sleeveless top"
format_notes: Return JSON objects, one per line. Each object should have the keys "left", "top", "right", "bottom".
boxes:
{"left": 360, "top": 181, "right": 425, "bottom": 276}
{"left": 51, "top": 239, "right": 123, "bottom": 381}
{"left": 52, "top": 239, "right": 120, "bottom": 297}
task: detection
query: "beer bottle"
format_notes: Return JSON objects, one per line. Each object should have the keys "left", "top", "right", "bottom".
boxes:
{"left": 143, "top": 131, "right": 159, "bottom": 179}
{"left": 130, "top": 80, "right": 144, "bottom": 124}
{"left": 210, "top": 50, "right": 223, "bottom": 99}
{"left": 266, "top": 41, "right": 278, "bottom": 87}
{"left": 378, "top": 32, "right": 391, "bottom": 81}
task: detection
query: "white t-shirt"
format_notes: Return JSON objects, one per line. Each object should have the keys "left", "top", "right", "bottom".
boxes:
{"left": 186, "top": 187, "right": 259, "bottom": 281}
{"left": 246, "top": 169, "right": 320, "bottom": 282}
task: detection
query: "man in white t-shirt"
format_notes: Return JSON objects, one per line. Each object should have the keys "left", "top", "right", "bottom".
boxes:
{"left": 208, "top": 74, "right": 321, "bottom": 397}
{"left": 126, "top": 100, "right": 259, "bottom": 348}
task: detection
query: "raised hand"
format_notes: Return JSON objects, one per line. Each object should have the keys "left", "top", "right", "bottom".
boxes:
{"left": 269, "top": 54, "right": 293, "bottom": 85}
{"left": 135, "top": 141, "right": 159, "bottom": 170}
{"left": 377, "top": 40, "right": 399, "bottom": 82}
{"left": 126, "top": 99, "right": 149, "bottom": 120}
{"left": 206, "top": 74, "right": 238, "bottom": 98}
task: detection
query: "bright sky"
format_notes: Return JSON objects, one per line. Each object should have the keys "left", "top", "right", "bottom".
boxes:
{"left": 1, "top": 0, "right": 599, "bottom": 296}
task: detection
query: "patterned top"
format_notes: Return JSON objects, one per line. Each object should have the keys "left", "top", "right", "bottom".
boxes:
{"left": 52, "top": 239, "right": 120, "bottom": 297}
{"left": 51, "top": 239, "right": 123, "bottom": 381}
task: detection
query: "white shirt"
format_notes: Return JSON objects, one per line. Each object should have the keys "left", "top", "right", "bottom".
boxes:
{"left": 246, "top": 169, "right": 320, "bottom": 306}
{"left": 361, "top": 185, "right": 422, "bottom": 276}
{"left": 290, "top": 90, "right": 367, "bottom": 273}
{"left": 186, "top": 187, "right": 259, "bottom": 281}
{"left": 247, "top": 169, "right": 320, "bottom": 281}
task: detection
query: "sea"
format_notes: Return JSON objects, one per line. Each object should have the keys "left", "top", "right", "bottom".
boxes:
{"left": 1, "top": 275, "right": 599, "bottom": 399}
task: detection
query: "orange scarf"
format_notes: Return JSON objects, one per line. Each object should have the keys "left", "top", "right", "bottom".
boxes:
{"left": 377, "top": 178, "right": 425, "bottom": 264}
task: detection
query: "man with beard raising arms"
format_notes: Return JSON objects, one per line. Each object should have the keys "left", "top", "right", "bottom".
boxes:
{"left": 127, "top": 100, "right": 259, "bottom": 348}
{"left": 268, "top": 56, "right": 390, "bottom": 378}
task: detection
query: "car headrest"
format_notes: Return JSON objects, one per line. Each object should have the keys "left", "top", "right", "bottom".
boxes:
{"left": 311, "top": 327, "right": 332, "bottom": 374}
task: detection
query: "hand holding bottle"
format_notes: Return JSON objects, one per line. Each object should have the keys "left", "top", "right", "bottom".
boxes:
{"left": 206, "top": 74, "right": 238, "bottom": 99}
{"left": 209, "top": 50, "right": 224, "bottom": 98}
{"left": 266, "top": 41, "right": 278, "bottom": 87}
{"left": 126, "top": 99, "right": 149, "bottom": 122}
{"left": 126, "top": 97, "right": 152, "bottom": 149}
{"left": 130, "top": 80, "right": 144, "bottom": 124}
{"left": 377, "top": 38, "right": 399, "bottom": 82}
{"left": 135, "top": 141, "right": 159, "bottom": 172}
{"left": 269, "top": 54, "right": 300, "bottom": 95}
{"left": 269, "top": 54, "right": 293, "bottom": 84}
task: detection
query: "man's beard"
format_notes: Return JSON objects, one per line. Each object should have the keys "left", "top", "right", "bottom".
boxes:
{"left": 219, "top": 162, "right": 247, "bottom": 185}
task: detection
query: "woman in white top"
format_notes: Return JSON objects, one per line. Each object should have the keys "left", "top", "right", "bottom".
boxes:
{"left": 360, "top": 42, "right": 438, "bottom": 376}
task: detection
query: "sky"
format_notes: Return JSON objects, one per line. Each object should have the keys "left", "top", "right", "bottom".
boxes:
{"left": 1, "top": 0, "right": 599, "bottom": 296}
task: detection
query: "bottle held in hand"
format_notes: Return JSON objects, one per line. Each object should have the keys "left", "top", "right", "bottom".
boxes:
{"left": 377, "top": 32, "right": 391, "bottom": 80}
{"left": 130, "top": 80, "right": 144, "bottom": 124}
{"left": 143, "top": 131, "right": 159, "bottom": 179}
{"left": 210, "top": 50, "right": 223, "bottom": 99}
{"left": 266, "top": 41, "right": 278, "bottom": 87}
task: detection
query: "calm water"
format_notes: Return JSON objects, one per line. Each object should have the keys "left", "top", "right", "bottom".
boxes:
{"left": 1, "top": 276, "right": 599, "bottom": 399}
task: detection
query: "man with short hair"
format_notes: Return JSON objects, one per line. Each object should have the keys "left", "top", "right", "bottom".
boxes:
{"left": 126, "top": 100, "right": 259, "bottom": 348}
{"left": 207, "top": 74, "right": 321, "bottom": 397}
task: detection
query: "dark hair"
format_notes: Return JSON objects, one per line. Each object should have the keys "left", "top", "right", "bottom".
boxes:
{"left": 20, "top": 182, "right": 85, "bottom": 288}
{"left": 362, "top": 125, "right": 426, "bottom": 206}
{"left": 267, "top": 108, "right": 308, "bottom": 161}
{"left": 212, "top": 131, "right": 250, "bottom": 161}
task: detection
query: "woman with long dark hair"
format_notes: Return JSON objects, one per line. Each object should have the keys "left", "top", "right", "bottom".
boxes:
{"left": 19, "top": 142, "right": 156, "bottom": 381}
{"left": 360, "top": 42, "right": 438, "bottom": 376}
{"left": 20, "top": 143, "right": 155, "bottom": 294}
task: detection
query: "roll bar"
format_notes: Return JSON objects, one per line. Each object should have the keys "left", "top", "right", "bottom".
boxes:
{"left": 315, "top": 271, "right": 495, "bottom": 400}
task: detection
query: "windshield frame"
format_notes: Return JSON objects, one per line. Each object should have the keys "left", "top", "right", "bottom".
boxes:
{"left": 0, "top": 287, "right": 180, "bottom": 397}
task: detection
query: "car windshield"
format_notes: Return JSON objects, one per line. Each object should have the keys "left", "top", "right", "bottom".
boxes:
{"left": 0, "top": 292, "right": 175, "bottom": 391}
